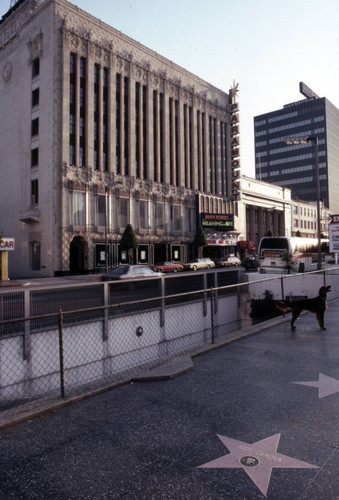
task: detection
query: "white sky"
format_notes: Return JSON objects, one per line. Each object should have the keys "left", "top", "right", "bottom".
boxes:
{"left": 1, "top": 0, "right": 338, "bottom": 177}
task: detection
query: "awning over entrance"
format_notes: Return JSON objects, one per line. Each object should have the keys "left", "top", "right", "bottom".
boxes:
{"left": 208, "top": 238, "right": 237, "bottom": 246}
{"left": 238, "top": 240, "right": 256, "bottom": 250}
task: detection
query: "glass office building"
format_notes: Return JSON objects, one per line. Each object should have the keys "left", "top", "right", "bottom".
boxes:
{"left": 254, "top": 96, "right": 339, "bottom": 213}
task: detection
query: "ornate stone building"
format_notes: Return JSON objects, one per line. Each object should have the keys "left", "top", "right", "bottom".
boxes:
{"left": 0, "top": 0, "right": 236, "bottom": 277}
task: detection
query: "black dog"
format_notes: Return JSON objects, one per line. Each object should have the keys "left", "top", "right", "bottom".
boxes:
{"left": 274, "top": 285, "right": 331, "bottom": 332}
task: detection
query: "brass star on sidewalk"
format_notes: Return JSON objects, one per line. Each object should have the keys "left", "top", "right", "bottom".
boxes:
{"left": 197, "top": 433, "right": 318, "bottom": 497}
{"left": 293, "top": 373, "right": 339, "bottom": 398}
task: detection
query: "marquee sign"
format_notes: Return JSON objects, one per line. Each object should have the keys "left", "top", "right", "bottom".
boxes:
{"left": 230, "top": 81, "right": 241, "bottom": 201}
{"left": 201, "top": 213, "right": 234, "bottom": 231}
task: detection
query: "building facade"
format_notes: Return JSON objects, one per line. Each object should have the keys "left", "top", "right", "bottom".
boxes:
{"left": 254, "top": 85, "right": 339, "bottom": 213}
{"left": 237, "top": 176, "right": 292, "bottom": 255}
{"left": 236, "top": 176, "right": 330, "bottom": 259}
{"left": 0, "top": 0, "right": 237, "bottom": 277}
{"left": 291, "top": 199, "right": 330, "bottom": 239}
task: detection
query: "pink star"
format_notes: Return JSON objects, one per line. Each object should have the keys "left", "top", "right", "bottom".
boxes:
{"left": 197, "top": 433, "right": 318, "bottom": 497}
{"left": 293, "top": 373, "right": 339, "bottom": 398}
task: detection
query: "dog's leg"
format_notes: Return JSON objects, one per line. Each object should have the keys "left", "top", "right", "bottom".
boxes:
{"left": 317, "top": 312, "right": 326, "bottom": 330}
{"left": 291, "top": 308, "right": 301, "bottom": 331}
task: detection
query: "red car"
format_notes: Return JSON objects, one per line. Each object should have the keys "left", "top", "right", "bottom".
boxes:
{"left": 152, "top": 261, "right": 183, "bottom": 273}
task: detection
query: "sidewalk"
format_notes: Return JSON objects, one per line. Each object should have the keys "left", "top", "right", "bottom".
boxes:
{"left": 0, "top": 299, "right": 338, "bottom": 499}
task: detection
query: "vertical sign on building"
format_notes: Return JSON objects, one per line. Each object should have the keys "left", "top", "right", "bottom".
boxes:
{"left": 229, "top": 81, "right": 241, "bottom": 201}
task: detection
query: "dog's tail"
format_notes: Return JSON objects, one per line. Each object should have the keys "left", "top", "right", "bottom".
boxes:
{"left": 274, "top": 300, "right": 292, "bottom": 313}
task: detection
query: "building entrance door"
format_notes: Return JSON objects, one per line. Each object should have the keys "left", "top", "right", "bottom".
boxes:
{"left": 69, "top": 236, "right": 87, "bottom": 274}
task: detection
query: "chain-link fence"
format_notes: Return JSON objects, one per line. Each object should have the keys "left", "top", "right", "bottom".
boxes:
{"left": 0, "top": 268, "right": 338, "bottom": 423}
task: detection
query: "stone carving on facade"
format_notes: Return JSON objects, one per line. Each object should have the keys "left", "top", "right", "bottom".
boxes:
{"left": 68, "top": 179, "right": 87, "bottom": 192}
{"left": 27, "top": 32, "right": 43, "bottom": 60}
{"left": 2, "top": 61, "right": 13, "bottom": 82}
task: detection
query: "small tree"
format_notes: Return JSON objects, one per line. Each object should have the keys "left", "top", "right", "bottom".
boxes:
{"left": 296, "top": 230, "right": 302, "bottom": 237}
{"left": 120, "top": 224, "right": 138, "bottom": 264}
{"left": 193, "top": 226, "right": 208, "bottom": 258}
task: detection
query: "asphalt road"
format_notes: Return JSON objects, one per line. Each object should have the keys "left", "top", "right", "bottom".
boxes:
{"left": 0, "top": 298, "right": 338, "bottom": 499}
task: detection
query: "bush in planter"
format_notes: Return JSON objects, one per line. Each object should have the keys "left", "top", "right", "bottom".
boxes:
{"left": 250, "top": 289, "right": 283, "bottom": 320}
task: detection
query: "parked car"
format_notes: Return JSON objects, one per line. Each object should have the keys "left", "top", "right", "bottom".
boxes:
{"left": 242, "top": 256, "right": 260, "bottom": 271}
{"left": 214, "top": 256, "right": 241, "bottom": 267}
{"left": 184, "top": 258, "right": 215, "bottom": 271}
{"left": 152, "top": 262, "right": 184, "bottom": 273}
{"left": 102, "top": 265, "right": 162, "bottom": 281}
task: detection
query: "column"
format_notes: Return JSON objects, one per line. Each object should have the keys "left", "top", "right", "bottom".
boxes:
{"left": 215, "top": 118, "right": 221, "bottom": 195}
{"left": 98, "top": 65, "right": 103, "bottom": 171}
{"left": 184, "top": 104, "right": 190, "bottom": 188}
{"left": 61, "top": 46, "right": 70, "bottom": 166}
{"left": 162, "top": 77, "right": 170, "bottom": 184}
{"left": 203, "top": 111, "right": 209, "bottom": 193}
{"left": 86, "top": 46, "right": 94, "bottom": 170}
{"left": 191, "top": 102, "right": 198, "bottom": 190}
{"left": 129, "top": 65, "right": 136, "bottom": 178}
{"left": 75, "top": 54, "right": 80, "bottom": 167}
{"left": 146, "top": 77, "right": 154, "bottom": 181}
{"left": 177, "top": 85, "right": 185, "bottom": 187}
{"left": 108, "top": 56, "right": 116, "bottom": 173}
{"left": 170, "top": 97, "right": 176, "bottom": 186}
{"left": 197, "top": 110, "right": 203, "bottom": 191}
{"left": 155, "top": 91, "right": 161, "bottom": 182}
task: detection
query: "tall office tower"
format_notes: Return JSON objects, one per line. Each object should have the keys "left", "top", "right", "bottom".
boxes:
{"left": 254, "top": 83, "right": 339, "bottom": 213}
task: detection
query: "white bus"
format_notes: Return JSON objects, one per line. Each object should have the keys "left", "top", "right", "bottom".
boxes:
{"left": 258, "top": 236, "right": 331, "bottom": 273}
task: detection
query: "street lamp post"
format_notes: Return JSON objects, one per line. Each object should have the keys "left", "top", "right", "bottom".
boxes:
{"left": 285, "top": 136, "right": 322, "bottom": 270}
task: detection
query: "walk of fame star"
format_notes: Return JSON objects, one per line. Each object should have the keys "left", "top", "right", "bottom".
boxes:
{"left": 197, "top": 433, "right": 318, "bottom": 497}
{"left": 293, "top": 373, "right": 339, "bottom": 398}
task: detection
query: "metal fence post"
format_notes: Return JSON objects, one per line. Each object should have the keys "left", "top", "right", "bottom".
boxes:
{"left": 280, "top": 276, "right": 285, "bottom": 300}
{"left": 210, "top": 288, "right": 215, "bottom": 344}
{"left": 160, "top": 276, "right": 165, "bottom": 327}
{"left": 58, "top": 310, "right": 66, "bottom": 398}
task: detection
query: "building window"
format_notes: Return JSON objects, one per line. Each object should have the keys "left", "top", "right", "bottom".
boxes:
{"left": 119, "top": 198, "right": 129, "bottom": 228}
{"left": 31, "top": 117, "right": 39, "bottom": 137}
{"left": 159, "top": 93, "right": 164, "bottom": 183}
{"left": 31, "top": 179, "right": 38, "bottom": 205}
{"left": 95, "top": 195, "right": 106, "bottom": 227}
{"left": 135, "top": 82, "right": 140, "bottom": 178}
{"left": 32, "top": 58, "right": 40, "bottom": 78}
{"left": 172, "top": 204, "right": 181, "bottom": 232}
{"left": 153, "top": 90, "right": 157, "bottom": 180}
{"left": 139, "top": 200, "right": 148, "bottom": 229}
{"left": 31, "top": 241, "right": 41, "bottom": 271}
{"left": 32, "top": 88, "right": 39, "bottom": 107}
{"left": 69, "top": 191, "right": 86, "bottom": 226}
{"left": 94, "top": 64, "right": 100, "bottom": 170}
{"left": 142, "top": 85, "right": 147, "bottom": 179}
{"left": 116, "top": 73, "right": 121, "bottom": 173}
{"left": 79, "top": 57, "right": 86, "bottom": 167}
{"left": 102, "top": 67, "right": 108, "bottom": 172}
{"left": 69, "top": 53, "right": 76, "bottom": 166}
{"left": 155, "top": 203, "right": 165, "bottom": 230}
{"left": 31, "top": 148, "right": 39, "bottom": 167}
{"left": 123, "top": 77, "right": 129, "bottom": 175}
{"left": 185, "top": 207, "right": 196, "bottom": 233}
